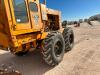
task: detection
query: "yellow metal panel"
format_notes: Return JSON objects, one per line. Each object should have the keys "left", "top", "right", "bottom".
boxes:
{"left": 0, "top": 32, "right": 9, "bottom": 47}
{"left": 47, "top": 8, "right": 61, "bottom": 15}
{"left": 41, "top": 4, "right": 47, "bottom": 20}
{"left": 37, "top": 32, "right": 48, "bottom": 40}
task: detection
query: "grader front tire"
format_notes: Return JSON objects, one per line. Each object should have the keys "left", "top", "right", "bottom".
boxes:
{"left": 42, "top": 32, "right": 65, "bottom": 66}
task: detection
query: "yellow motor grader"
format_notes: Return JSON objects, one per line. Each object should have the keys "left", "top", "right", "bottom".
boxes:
{"left": 0, "top": 0, "right": 74, "bottom": 66}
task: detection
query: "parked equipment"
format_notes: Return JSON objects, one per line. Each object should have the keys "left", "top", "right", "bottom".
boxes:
{"left": 0, "top": 0, "right": 74, "bottom": 66}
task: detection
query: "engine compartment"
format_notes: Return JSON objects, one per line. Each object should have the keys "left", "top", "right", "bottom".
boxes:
{"left": 44, "top": 14, "right": 60, "bottom": 31}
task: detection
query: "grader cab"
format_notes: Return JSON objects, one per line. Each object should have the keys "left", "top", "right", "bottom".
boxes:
{"left": 0, "top": 0, "right": 74, "bottom": 66}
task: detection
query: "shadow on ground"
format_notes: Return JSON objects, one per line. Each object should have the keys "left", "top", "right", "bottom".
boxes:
{"left": 0, "top": 50, "right": 53, "bottom": 75}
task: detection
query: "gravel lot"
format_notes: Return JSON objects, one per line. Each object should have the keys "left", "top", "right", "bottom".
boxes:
{"left": 0, "top": 21, "right": 100, "bottom": 75}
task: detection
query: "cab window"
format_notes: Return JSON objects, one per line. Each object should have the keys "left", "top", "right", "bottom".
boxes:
{"left": 13, "top": 0, "right": 28, "bottom": 23}
{"left": 29, "top": 2, "right": 38, "bottom": 12}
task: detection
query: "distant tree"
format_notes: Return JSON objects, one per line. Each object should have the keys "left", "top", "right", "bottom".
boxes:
{"left": 67, "top": 21, "right": 79, "bottom": 25}
{"left": 74, "top": 21, "right": 78, "bottom": 24}
{"left": 94, "top": 17, "right": 98, "bottom": 20}
{"left": 62, "top": 20, "right": 67, "bottom": 25}
{"left": 62, "top": 20, "right": 67, "bottom": 27}
{"left": 87, "top": 20, "right": 92, "bottom": 26}
{"left": 89, "top": 14, "right": 100, "bottom": 21}
{"left": 84, "top": 19, "right": 88, "bottom": 22}
{"left": 71, "top": 21, "right": 75, "bottom": 25}
{"left": 97, "top": 18, "right": 100, "bottom": 22}
{"left": 83, "top": 14, "right": 100, "bottom": 23}
{"left": 67, "top": 21, "right": 71, "bottom": 25}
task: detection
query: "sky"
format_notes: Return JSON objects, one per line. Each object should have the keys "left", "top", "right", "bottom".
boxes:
{"left": 44, "top": 0, "right": 100, "bottom": 21}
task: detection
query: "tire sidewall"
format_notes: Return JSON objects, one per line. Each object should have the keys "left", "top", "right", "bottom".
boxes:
{"left": 68, "top": 29, "right": 74, "bottom": 49}
{"left": 63, "top": 27, "right": 74, "bottom": 51}
{"left": 51, "top": 33, "right": 65, "bottom": 63}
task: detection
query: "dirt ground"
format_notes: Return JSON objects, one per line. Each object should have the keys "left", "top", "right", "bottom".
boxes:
{"left": 0, "top": 22, "right": 100, "bottom": 75}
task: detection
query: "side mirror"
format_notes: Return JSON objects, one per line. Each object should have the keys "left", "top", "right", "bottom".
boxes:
{"left": 62, "top": 21, "right": 67, "bottom": 28}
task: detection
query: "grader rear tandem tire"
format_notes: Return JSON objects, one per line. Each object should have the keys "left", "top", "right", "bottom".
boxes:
{"left": 62, "top": 27, "right": 74, "bottom": 52}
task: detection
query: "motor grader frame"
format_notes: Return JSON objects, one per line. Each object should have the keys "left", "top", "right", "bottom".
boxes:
{"left": 0, "top": 0, "right": 74, "bottom": 66}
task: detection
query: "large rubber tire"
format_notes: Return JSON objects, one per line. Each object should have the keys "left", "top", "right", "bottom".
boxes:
{"left": 62, "top": 27, "right": 74, "bottom": 52}
{"left": 42, "top": 32, "right": 65, "bottom": 66}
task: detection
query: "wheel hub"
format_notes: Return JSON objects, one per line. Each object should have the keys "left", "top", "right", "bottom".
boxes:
{"left": 54, "top": 41, "right": 62, "bottom": 57}
{"left": 69, "top": 33, "right": 74, "bottom": 45}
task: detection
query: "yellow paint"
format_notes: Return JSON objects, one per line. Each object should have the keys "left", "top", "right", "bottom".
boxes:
{"left": 0, "top": 0, "right": 63, "bottom": 54}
